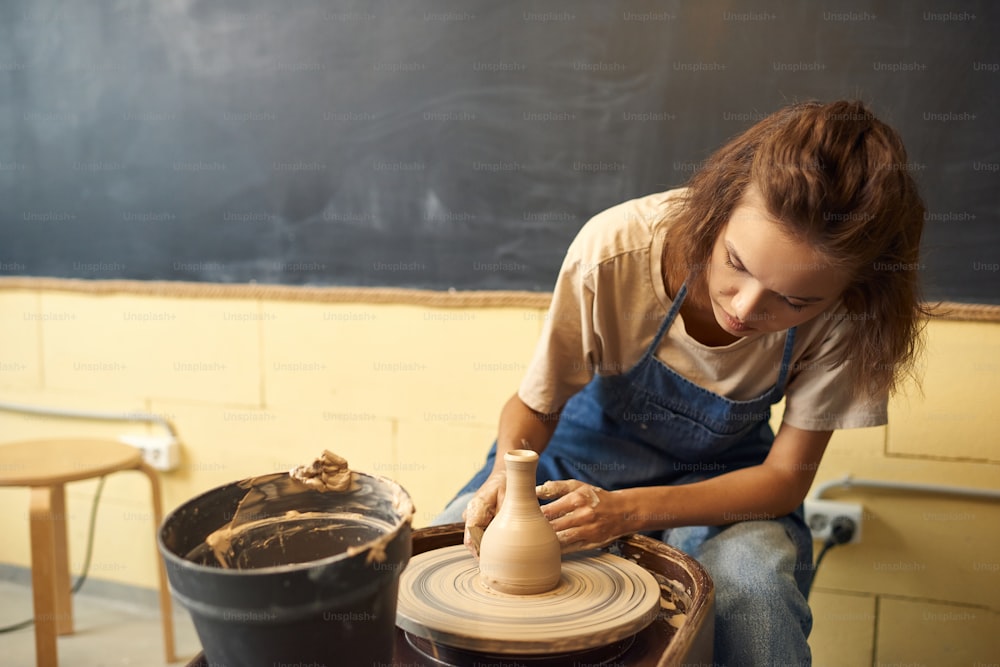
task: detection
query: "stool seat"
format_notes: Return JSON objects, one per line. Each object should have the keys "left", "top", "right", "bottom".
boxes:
{"left": 0, "top": 439, "right": 143, "bottom": 487}
{"left": 0, "top": 438, "right": 177, "bottom": 667}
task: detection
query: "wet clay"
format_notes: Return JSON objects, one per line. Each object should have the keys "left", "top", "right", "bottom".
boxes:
{"left": 195, "top": 451, "right": 413, "bottom": 569}
{"left": 289, "top": 449, "right": 356, "bottom": 492}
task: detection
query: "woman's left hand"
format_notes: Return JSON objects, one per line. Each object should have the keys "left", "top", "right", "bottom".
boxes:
{"left": 536, "top": 479, "right": 628, "bottom": 553}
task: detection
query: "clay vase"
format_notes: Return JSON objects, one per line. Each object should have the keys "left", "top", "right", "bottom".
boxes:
{"left": 478, "top": 449, "right": 562, "bottom": 594}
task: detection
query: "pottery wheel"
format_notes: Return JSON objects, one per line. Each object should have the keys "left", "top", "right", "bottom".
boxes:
{"left": 396, "top": 545, "right": 661, "bottom": 655}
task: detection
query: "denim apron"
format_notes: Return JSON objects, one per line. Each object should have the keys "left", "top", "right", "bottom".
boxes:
{"left": 455, "top": 281, "right": 814, "bottom": 595}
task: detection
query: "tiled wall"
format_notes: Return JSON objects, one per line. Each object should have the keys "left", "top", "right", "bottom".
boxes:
{"left": 1, "top": 283, "right": 997, "bottom": 665}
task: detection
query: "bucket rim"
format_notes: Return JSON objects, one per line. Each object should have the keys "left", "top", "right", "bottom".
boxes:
{"left": 157, "top": 470, "right": 414, "bottom": 576}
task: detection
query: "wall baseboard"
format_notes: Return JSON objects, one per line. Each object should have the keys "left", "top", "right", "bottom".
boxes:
{"left": 0, "top": 562, "right": 163, "bottom": 611}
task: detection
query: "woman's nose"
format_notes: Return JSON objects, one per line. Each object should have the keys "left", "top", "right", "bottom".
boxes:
{"left": 732, "top": 284, "right": 766, "bottom": 321}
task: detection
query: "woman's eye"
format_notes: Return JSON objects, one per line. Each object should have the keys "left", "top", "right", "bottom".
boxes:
{"left": 724, "top": 253, "right": 746, "bottom": 272}
{"left": 784, "top": 299, "right": 806, "bottom": 312}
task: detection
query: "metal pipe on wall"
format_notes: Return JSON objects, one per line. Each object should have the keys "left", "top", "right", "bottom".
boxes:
{"left": 0, "top": 400, "right": 178, "bottom": 442}
{"left": 812, "top": 473, "right": 1000, "bottom": 502}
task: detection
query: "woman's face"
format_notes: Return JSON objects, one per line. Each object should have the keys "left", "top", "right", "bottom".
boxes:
{"left": 705, "top": 186, "right": 851, "bottom": 338}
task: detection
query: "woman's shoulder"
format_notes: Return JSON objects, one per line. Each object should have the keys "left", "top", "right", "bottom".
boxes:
{"left": 791, "top": 300, "right": 867, "bottom": 358}
{"left": 584, "top": 187, "right": 688, "bottom": 236}
{"left": 567, "top": 188, "right": 688, "bottom": 268}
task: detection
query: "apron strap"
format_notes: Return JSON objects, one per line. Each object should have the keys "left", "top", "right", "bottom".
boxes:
{"left": 644, "top": 280, "right": 687, "bottom": 359}
{"left": 775, "top": 326, "right": 798, "bottom": 392}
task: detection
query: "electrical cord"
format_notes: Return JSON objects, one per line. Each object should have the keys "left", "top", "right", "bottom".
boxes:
{"left": 0, "top": 476, "right": 107, "bottom": 634}
{"left": 809, "top": 516, "right": 857, "bottom": 599}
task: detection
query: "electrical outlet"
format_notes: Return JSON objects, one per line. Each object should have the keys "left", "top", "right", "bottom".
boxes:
{"left": 804, "top": 498, "right": 863, "bottom": 544}
{"left": 119, "top": 434, "right": 180, "bottom": 472}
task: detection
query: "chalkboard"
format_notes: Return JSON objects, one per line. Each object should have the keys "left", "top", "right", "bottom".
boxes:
{"left": 1, "top": 0, "right": 997, "bottom": 302}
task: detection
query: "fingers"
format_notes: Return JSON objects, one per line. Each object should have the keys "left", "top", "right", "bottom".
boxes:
{"left": 538, "top": 481, "right": 614, "bottom": 553}
{"left": 539, "top": 481, "right": 603, "bottom": 522}
{"left": 536, "top": 479, "right": 575, "bottom": 500}
{"left": 536, "top": 480, "right": 600, "bottom": 506}
{"left": 554, "top": 525, "right": 612, "bottom": 554}
{"left": 462, "top": 495, "right": 493, "bottom": 557}
{"left": 463, "top": 495, "right": 493, "bottom": 527}
{"left": 464, "top": 524, "right": 485, "bottom": 559}
{"left": 461, "top": 473, "right": 506, "bottom": 558}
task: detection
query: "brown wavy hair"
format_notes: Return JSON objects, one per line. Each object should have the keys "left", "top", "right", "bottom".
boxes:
{"left": 663, "top": 100, "right": 928, "bottom": 398}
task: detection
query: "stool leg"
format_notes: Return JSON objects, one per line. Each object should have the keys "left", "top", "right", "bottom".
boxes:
{"left": 137, "top": 461, "right": 177, "bottom": 663}
{"left": 50, "top": 484, "right": 74, "bottom": 636}
{"left": 28, "top": 486, "right": 61, "bottom": 667}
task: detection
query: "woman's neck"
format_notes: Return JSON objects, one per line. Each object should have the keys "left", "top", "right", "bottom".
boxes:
{"left": 680, "top": 299, "right": 740, "bottom": 347}
{"left": 665, "top": 270, "right": 740, "bottom": 347}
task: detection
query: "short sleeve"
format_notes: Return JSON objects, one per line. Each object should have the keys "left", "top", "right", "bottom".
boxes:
{"left": 781, "top": 314, "right": 889, "bottom": 431}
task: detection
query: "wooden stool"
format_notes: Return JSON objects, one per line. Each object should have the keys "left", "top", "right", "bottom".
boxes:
{"left": 0, "top": 439, "right": 177, "bottom": 666}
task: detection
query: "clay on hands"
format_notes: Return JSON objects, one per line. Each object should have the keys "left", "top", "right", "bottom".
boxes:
{"left": 462, "top": 470, "right": 506, "bottom": 557}
{"left": 537, "top": 479, "right": 618, "bottom": 553}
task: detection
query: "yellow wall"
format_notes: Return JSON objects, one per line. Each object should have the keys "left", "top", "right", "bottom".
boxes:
{"left": 1, "top": 282, "right": 998, "bottom": 664}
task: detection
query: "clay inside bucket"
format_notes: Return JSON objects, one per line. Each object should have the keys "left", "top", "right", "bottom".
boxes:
{"left": 178, "top": 467, "right": 407, "bottom": 570}
{"left": 183, "top": 511, "right": 397, "bottom": 569}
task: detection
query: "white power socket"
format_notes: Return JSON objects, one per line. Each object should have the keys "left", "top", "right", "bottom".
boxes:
{"left": 119, "top": 434, "right": 180, "bottom": 472}
{"left": 804, "top": 498, "right": 863, "bottom": 544}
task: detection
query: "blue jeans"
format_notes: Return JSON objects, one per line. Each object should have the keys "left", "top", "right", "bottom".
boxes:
{"left": 433, "top": 493, "right": 813, "bottom": 666}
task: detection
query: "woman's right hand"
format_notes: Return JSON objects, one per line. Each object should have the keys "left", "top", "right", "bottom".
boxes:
{"left": 462, "top": 470, "right": 507, "bottom": 558}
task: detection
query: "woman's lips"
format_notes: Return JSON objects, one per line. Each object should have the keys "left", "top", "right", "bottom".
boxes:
{"left": 722, "top": 311, "right": 752, "bottom": 332}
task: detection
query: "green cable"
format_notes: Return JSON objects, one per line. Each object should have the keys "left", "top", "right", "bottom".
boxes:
{"left": 0, "top": 476, "right": 106, "bottom": 633}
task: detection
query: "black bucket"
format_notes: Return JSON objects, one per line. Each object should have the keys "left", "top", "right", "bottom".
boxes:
{"left": 158, "top": 470, "right": 413, "bottom": 667}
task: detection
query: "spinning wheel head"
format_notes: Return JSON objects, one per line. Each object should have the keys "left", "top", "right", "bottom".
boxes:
{"left": 396, "top": 545, "right": 661, "bottom": 655}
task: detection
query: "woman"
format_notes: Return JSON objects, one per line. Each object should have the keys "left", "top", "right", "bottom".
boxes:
{"left": 435, "top": 99, "right": 926, "bottom": 664}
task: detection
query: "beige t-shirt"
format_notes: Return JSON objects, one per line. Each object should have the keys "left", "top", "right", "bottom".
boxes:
{"left": 518, "top": 189, "right": 888, "bottom": 432}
